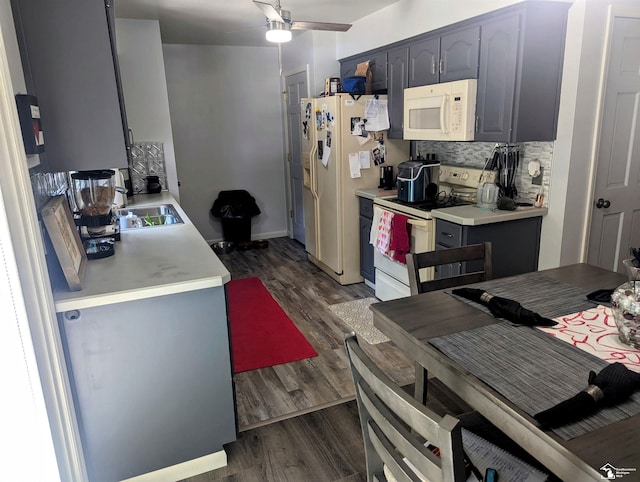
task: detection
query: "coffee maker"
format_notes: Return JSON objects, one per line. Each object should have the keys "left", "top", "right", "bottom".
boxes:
{"left": 71, "top": 170, "right": 120, "bottom": 259}
{"left": 379, "top": 166, "right": 394, "bottom": 190}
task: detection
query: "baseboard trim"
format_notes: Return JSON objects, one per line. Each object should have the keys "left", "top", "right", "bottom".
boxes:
{"left": 206, "top": 231, "right": 289, "bottom": 245}
{"left": 120, "top": 450, "right": 228, "bottom": 482}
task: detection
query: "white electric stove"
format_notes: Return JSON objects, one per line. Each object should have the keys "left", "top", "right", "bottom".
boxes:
{"left": 372, "top": 165, "right": 496, "bottom": 300}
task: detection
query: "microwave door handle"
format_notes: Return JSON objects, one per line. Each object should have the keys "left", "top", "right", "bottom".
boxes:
{"left": 440, "top": 94, "right": 448, "bottom": 133}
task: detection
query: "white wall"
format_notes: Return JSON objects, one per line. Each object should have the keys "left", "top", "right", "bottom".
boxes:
{"left": 162, "top": 44, "right": 287, "bottom": 242}
{"left": 336, "top": 0, "right": 524, "bottom": 60}
{"left": 282, "top": 30, "right": 340, "bottom": 98}
{"left": 115, "top": 19, "right": 179, "bottom": 200}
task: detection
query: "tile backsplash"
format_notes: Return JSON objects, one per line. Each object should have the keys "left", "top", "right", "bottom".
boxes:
{"left": 30, "top": 171, "right": 70, "bottom": 211}
{"left": 130, "top": 141, "right": 168, "bottom": 194}
{"left": 415, "top": 140, "right": 553, "bottom": 207}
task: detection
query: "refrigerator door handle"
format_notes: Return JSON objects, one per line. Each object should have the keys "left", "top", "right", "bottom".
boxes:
{"left": 311, "top": 145, "right": 320, "bottom": 200}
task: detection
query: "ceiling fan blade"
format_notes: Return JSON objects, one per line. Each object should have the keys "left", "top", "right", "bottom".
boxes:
{"left": 253, "top": 1, "right": 284, "bottom": 23}
{"left": 291, "top": 21, "right": 352, "bottom": 32}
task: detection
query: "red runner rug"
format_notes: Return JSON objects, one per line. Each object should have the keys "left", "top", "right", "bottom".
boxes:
{"left": 227, "top": 277, "right": 318, "bottom": 373}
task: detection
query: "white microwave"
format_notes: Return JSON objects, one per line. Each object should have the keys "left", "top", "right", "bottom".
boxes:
{"left": 403, "top": 79, "right": 477, "bottom": 141}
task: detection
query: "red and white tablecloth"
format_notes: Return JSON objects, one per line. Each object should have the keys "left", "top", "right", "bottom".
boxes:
{"left": 537, "top": 305, "right": 640, "bottom": 373}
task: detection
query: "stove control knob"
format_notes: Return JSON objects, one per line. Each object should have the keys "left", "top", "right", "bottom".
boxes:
{"left": 461, "top": 172, "right": 469, "bottom": 180}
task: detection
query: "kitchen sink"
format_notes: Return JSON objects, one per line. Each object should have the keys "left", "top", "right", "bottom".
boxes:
{"left": 117, "top": 204, "right": 184, "bottom": 230}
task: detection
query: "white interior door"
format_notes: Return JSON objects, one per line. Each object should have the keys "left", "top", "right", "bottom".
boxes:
{"left": 285, "top": 70, "right": 308, "bottom": 243}
{"left": 588, "top": 11, "right": 640, "bottom": 272}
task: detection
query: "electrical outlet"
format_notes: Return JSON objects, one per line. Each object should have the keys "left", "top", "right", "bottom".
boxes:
{"left": 532, "top": 167, "right": 543, "bottom": 186}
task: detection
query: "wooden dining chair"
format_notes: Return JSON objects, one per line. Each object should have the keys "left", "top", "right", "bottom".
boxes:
{"left": 345, "top": 332, "right": 468, "bottom": 482}
{"left": 406, "top": 242, "right": 492, "bottom": 296}
{"left": 405, "top": 242, "right": 492, "bottom": 405}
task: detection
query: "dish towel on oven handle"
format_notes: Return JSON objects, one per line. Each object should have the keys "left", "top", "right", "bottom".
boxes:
{"left": 370, "top": 206, "right": 383, "bottom": 245}
{"left": 375, "top": 209, "right": 394, "bottom": 257}
{"left": 390, "top": 213, "right": 410, "bottom": 264}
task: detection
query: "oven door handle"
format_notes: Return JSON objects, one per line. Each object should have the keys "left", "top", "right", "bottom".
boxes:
{"left": 407, "top": 218, "right": 429, "bottom": 227}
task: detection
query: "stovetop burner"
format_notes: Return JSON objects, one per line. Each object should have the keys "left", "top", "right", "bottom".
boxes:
{"left": 386, "top": 198, "right": 439, "bottom": 211}
{"left": 385, "top": 195, "right": 473, "bottom": 212}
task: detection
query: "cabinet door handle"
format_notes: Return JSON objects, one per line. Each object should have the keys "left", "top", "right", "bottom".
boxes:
{"left": 475, "top": 115, "right": 479, "bottom": 133}
{"left": 439, "top": 58, "right": 444, "bottom": 75}
{"left": 128, "top": 128, "right": 135, "bottom": 146}
{"left": 442, "top": 232, "right": 453, "bottom": 238}
{"left": 431, "top": 56, "right": 436, "bottom": 76}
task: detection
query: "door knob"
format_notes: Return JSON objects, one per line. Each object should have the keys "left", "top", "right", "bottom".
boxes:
{"left": 596, "top": 198, "right": 611, "bottom": 209}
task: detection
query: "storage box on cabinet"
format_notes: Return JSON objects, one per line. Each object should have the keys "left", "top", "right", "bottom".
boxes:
{"left": 340, "top": 51, "right": 387, "bottom": 93}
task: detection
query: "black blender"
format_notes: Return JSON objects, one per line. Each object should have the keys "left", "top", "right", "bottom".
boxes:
{"left": 71, "top": 170, "right": 119, "bottom": 259}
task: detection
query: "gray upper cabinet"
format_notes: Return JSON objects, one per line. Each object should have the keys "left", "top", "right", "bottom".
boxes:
{"left": 408, "top": 26, "right": 479, "bottom": 88}
{"left": 339, "top": 1, "right": 568, "bottom": 143}
{"left": 475, "top": 2, "right": 569, "bottom": 142}
{"left": 439, "top": 25, "right": 480, "bottom": 83}
{"left": 409, "top": 36, "right": 440, "bottom": 87}
{"left": 340, "top": 51, "right": 387, "bottom": 93}
{"left": 387, "top": 46, "right": 409, "bottom": 139}
{"left": 12, "top": 0, "right": 129, "bottom": 171}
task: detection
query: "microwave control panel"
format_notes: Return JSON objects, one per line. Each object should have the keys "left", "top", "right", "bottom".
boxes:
{"left": 450, "top": 94, "right": 464, "bottom": 134}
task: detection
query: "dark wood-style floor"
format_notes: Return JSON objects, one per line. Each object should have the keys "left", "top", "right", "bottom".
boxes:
{"left": 181, "top": 237, "right": 544, "bottom": 482}
{"left": 219, "top": 237, "right": 415, "bottom": 431}
{"left": 181, "top": 380, "right": 476, "bottom": 482}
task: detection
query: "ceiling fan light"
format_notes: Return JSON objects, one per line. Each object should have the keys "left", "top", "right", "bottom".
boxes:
{"left": 266, "top": 20, "right": 292, "bottom": 43}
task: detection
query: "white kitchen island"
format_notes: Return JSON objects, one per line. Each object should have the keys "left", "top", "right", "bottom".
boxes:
{"left": 52, "top": 192, "right": 236, "bottom": 482}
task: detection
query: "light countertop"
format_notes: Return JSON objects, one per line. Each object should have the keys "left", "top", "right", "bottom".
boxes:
{"left": 53, "top": 192, "right": 230, "bottom": 312}
{"left": 430, "top": 205, "right": 548, "bottom": 226}
{"left": 355, "top": 187, "right": 398, "bottom": 200}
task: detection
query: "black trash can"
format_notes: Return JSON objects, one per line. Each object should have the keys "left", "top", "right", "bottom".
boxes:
{"left": 210, "top": 190, "right": 261, "bottom": 243}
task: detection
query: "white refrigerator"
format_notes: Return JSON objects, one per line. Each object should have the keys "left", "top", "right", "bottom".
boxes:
{"left": 301, "top": 94, "right": 409, "bottom": 285}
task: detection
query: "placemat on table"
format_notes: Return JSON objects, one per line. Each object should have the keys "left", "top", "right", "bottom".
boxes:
{"left": 448, "top": 272, "right": 595, "bottom": 319}
{"left": 430, "top": 322, "right": 640, "bottom": 440}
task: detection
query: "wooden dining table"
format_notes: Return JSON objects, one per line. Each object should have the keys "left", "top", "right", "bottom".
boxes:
{"left": 370, "top": 263, "right": 640, "bottom": 481}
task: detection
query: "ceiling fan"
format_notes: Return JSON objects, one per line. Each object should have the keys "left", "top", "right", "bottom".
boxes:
{"left": 253, "top": 0, "right": 352, "bottom": 43}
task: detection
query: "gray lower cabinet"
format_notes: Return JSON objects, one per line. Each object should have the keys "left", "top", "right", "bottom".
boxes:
{"left": 359, "top": 197, "right": 375, "bottom": 283}
{"left": 11, "top": 0, "right": 130, "bottom": 171}
{"left": 435, "top": 217, "right": 542, "bottom": 279}
{"left": 58, "top": 287, "right": 236, "bottom": 482}
{"left": 475, "top": 2, "right": 569, "bottom": 142}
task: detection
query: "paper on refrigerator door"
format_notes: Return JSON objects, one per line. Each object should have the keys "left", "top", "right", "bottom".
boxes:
{"left": 322, "top": 131, "right": 332, "bottom": 167}
{"left": 359, "top": 151, "right": 371, "bottom": 169}
{"left": 365, "top": 98, "right": 390, "bottom": 131}
{"left": 349, "top": 153, "right": 361, "bottom": 178}
{"left": 322, "top": 141, "right": 331, "bottom": 166}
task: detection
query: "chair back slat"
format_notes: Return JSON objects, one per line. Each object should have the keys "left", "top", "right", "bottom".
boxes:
{"left": 345, "top": 334, "right": 467, "bottom": 482}
{"left": 406, "top": 242, "right": 492, "bottom": 296}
